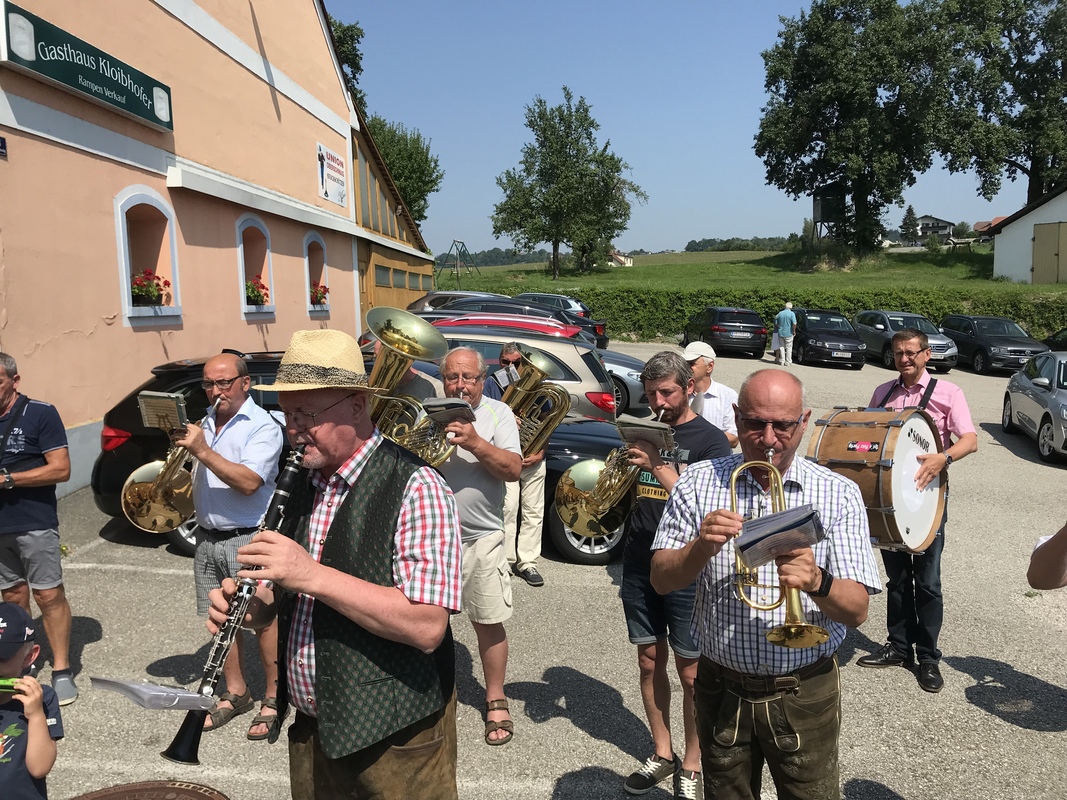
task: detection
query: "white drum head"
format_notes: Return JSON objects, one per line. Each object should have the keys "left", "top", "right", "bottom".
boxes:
{"left": 889, "top": 414, "right": 942, "bottom": 549}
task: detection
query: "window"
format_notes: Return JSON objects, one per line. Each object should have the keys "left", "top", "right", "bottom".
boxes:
{"left": 422, "top": 274, "right": 433, "bottom": 290}
{"left": 304, "top": 232, "right": 329, "bottom": 313}
{"left": 375, "top": 265, "right": 390, "bottom": 287}
{"left": 237, "top": 214, "right": 274, "bottom": 314}
{"left": 357, "top": 145, "right": 371, "bottom": 227}
{"left": 115, "top": 185, "right": 181, "bottom": 324}
{"left": 392, "top": 269, "right": 406, "bottom": 288}
{"left": 408, "top": 273, "right": 420, "bottom": 290}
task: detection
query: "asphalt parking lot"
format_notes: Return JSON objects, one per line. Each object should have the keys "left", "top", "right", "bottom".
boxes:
{"left": 44, "top": 343, "right": 1067, "bottom": 800}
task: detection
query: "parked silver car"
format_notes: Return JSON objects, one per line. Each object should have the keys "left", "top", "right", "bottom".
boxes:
{"left": 1003, "top": 351, "right": 1067, "bottom": 462}
{"left": 853, "top": 310, "right": 958, "bottom": 372}
{"left": 598, "top": 349, "right": 648, "bottom": 414}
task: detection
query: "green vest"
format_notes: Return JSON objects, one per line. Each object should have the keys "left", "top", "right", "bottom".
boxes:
{"left": 270, "top": 439, "right": 455, "bottom": 757}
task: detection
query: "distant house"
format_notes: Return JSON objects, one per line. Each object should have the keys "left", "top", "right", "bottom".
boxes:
{"left": 987, "top": 185, "right": 1067, "bottom": 284}
{"left": 610, "top": 250, "right": 634, "bottom": 266}
{"left": 917, "top": 215, "right": 954, "bottom": 242}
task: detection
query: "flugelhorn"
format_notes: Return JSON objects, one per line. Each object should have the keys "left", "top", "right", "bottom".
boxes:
{"left": 121, "top": 397, "right": 221, "bottom": 534}
{"left": 162, "top": 445, "right": 305, "bottom": 765}
{"left": 731, "top": 450, "right": 829, "bottom": 649}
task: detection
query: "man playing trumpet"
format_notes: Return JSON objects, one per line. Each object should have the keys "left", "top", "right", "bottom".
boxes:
{"left": 651, "top": 370, "right": 880, "bottom": 800}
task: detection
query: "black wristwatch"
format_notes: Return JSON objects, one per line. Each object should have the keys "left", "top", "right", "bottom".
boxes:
{"left": 944, "top": 453, "right": 954, "bottom": 467}
{"left": 0, "top": 468, "right": 13, "bottom": 490}
{"left": 809, "top": 567, "right": 833, "bottom": 598}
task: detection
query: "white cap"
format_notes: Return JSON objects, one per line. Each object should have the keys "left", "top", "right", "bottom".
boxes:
{"left": 682, "top": 342, "right": 716, "bottom": 362}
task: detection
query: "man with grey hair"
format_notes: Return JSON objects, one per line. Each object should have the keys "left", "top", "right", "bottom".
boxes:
{"left": 0, "top": 352, "right": 78, "bottom": 705}
{"left": 620, "top": 351, "right": 730, "bottom": 799}
{"left": 436, "top": 347, "right": 522, "bottom": 745}
{"left": 774, "top": 302, "right": 797, "bottom": 365}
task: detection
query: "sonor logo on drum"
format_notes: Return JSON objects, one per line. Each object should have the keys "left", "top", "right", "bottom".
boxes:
{"left": 908, "top": 427, "right": 932, "bottom": 452}
{"left": 847, "top": 441, "right": 880, "bottom": 452}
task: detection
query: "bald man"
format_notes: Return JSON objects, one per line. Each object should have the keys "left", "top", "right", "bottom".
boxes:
{"left": 172, "top": 353, "right": 284, "bottom": 737}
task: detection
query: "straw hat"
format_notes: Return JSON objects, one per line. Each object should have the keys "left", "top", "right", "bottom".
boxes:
{"left": 255, "top": 330, "right": 382, "bottom": 393}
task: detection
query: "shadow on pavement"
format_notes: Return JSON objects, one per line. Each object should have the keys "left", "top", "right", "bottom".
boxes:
{"left": 839, "top": 625, "right": 884, "bottom": 668}
{"left": 144, "top": 632, "right": 269, "bottom": 699}
{"left": 37, "top": 614, "right": 102, "bottom": 675}
{"left": 552, "top": 765, "right": 672, "bottom": 800}
{"left": 943, "top": 654, "right": 1067, "bottom": 732}
{"left": 97, "top": 516, "right": 171, "bottom": 550}
{"left": 845, "top": 778, "right": 907, "bottom": 799}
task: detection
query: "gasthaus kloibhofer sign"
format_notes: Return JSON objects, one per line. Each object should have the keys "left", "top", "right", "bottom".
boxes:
{"left": 1, "top": 1, "right": 172, "bottom": 131}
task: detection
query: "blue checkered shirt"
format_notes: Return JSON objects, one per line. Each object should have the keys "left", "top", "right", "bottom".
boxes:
{"left": 654, "top": 453, "right": 881, "bottom": 675}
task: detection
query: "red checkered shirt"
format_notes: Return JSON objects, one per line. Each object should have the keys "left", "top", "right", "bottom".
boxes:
{"left": 286, "top": 431, "right": 461, "bottom": 716}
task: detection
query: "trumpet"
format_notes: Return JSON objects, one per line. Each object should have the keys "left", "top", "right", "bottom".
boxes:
{"left": 731, "top": 450, "right": 829, "bottom": 649}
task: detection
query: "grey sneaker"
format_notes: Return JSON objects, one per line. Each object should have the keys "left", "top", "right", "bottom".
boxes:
{"left": 52, "top": 673, "right": 79, "bottom": 706}
{"left": 625, "top": 753, "right": 679, "bottom": 795}
{"left": 676, "top": 769, "right": 702, "bottom": 800}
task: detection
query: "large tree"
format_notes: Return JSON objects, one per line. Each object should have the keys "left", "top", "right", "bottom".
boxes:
{"left": 933, "top": 0, "right": 1067, "bottom": 203}
{"left": 492, "top": 87, "right": 646, "bottom": 280}
{"left": 366, "top": 115, "right": 444, "bottom": 224}
{"left": 901, "top": 204, "right": 920, "bottom": 243}
{"left": 755, "top": 0, "right": 945, "bottom": 251}
{"left": 329, "top": 15, "right": 366, "bottom": 111}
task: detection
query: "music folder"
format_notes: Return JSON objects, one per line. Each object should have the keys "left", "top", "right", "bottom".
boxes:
{"left": 735, "top": 505, "right": 826, "bottom": 569}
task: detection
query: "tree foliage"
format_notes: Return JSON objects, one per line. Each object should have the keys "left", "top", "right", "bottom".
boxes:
{"left": 492, "top": 87, "right": 646, "bottom": 280}
{"left": 755, "top": 0, "right": 945, "bottom": 252}
{"left": 901, "top": 205, "right": 920, "bottom": 243}
{"left": 328, "top": 15, "right": 366, "bottom": 111}
{"left": 685, "top": 236, "right": 795, "bottom": 252}
{"left": 366, "top": 115, "right": 444, "bottom": 224}
{"left": 933, "top": 0, "right": 1067, "bottom": 203}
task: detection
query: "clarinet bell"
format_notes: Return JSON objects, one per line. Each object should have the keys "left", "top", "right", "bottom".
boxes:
{"left": 161, "top": 709, "right": 208, "bottom": 765}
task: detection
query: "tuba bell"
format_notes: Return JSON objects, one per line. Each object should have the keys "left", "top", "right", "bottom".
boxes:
{"left": 500, "top": 349, "right": 572, "bottom": 458}
{"left": 731, "top": 451, "right": 829, "bottom": 649}
{"left": 365, "top": 306, "right": 456, "bottom": 466}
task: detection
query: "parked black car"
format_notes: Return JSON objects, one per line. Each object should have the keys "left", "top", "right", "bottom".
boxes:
{"left": 680, "top": 307, "right": 767, "bottom": 358}
{"left": 512, "top": 292, "right": 593, "bottom": 318}
{"left": 91, "top": 350, "right": 626, "bottom": 564}
{"left": 792, "top": 309, "right": 866, "bottom": 369}
{"left": 438, "top": 297, "right": 609, "bottom": 348}
{"left": 1043, "top": 327, "right": 1067, "bottom": 351}
{"left": 938, "top": 314, "right": 1049, "bottom": 374}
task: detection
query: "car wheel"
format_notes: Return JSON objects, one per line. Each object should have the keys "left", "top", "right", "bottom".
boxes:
{"left": 1038, "top": 417, "right": 1059, "bottom": 463}
{"left": 612, "top": 376, "right": 630, "bottom": 413}
{"left": 166, "top": 515, "right": 200, "bottom": 557}
{"left": 545, "top": 504, "right": 625, "bottom": 566}
{"left": 681, "top": 329, "right": 690, "bottom": 346}
{"left": 1001, "top": 396, "right": 1020, "bottom": 434}
{"left": 750, "top": 349, "right": 764, "bottom": 359}
{"left": 795, "top": 345, "right": 806, "bottom": 365}
{"left": 972, "top": 350, "right": 989, "bottom": 374}
{"left": 882, "top": 346, "right": 895, "bottom": 369}
{"left": 851, "top": 361, "right": 864, "bottom": 371}
{"left": 935, "top": 366, "right": 952, "bottom": 374}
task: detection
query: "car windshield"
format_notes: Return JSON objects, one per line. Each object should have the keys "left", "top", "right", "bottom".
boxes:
{"left": 888, "top": 315, "right": 939, "bottom": 334}
{"left": 806, "top": 313, "right": 851, "bottom": 331}
{"left": 977, "top": 319, "right": 1028, "bottom": 337}
{"left": 1058, "top": 361, "right": 1067, "bottom": 390}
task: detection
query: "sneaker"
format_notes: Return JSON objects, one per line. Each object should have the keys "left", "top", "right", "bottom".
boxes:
{"left": 52, "top": 673, "right": 79, "bottom": 706}
{"left": 514, "top": 565, "right": 545, "bottom": 587}
{"left": 625, "top": 753, "right": 679, "bottom": 795}
{"left": 676, "top": 770, "right": 702, "bottom": 800}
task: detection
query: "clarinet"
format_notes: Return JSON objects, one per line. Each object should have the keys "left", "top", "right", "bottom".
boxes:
{"left": 162, "top": 445, "right": 306, "bottom": 765}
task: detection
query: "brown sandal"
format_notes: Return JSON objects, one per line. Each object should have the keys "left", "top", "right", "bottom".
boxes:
{"left": 203, "top": 689, "right": 254, "bottom": 731}
{"left": 247, "top": 697, "right": 278, "bottom": 741}
{"left": 484, "top": 699, "right": 513, "bottom": 746}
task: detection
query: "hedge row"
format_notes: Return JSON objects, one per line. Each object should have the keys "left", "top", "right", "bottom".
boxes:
{"left": 564, "top": 287, "right": 1067, "bottom": 341}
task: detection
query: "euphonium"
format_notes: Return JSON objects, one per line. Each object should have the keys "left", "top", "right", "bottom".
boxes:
{"left": 731, "top": 450, "right": 829, "bottom": 649}
{"left": 500, "top": 349, "right": 572, "bottom": 457}
{"left": 365, "top": 306, "right": 455, "bottom": 467}
{"left": 162, "top": 446, "right": 305, "bottom": 765}
{"left": 120, "top": 397, "right": 220, "bottom": 534}
{"left": 553, "top": 411, "right": 674, "bottom": 538}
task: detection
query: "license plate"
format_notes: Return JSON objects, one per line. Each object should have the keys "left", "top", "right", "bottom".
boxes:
{"left": 930, "top": 353, "right": 945, "bottom": 360}
{"left": 731, "top": 332, "right": 752, "bottom": 338}
{"left": 832, "top": 351, "right": 851, "bottom": 358}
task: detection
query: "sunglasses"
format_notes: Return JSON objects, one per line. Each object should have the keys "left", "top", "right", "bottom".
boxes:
{"left": 737, "top": 412, "right": 804, "bottom": 434}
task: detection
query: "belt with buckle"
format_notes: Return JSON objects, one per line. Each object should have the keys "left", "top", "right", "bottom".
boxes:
{"left": 198, "top": 525, "right": 258, "bottom": 538}
{"left": 704, "top": 655, "right": 833, "bottom": 694}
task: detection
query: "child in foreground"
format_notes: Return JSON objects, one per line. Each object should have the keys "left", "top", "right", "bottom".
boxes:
{"left": 0, "top": 602, "right": 64, "bottom": 800}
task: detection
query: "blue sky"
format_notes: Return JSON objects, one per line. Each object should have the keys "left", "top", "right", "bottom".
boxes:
{"left": 329, "top": 0, "right": 1028, "bottom": 255}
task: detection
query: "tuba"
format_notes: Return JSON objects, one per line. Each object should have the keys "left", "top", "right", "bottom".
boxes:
{"left": 500, "top": 349, "right": 572, "bottom": 457}
{"left": 731, "top": 451, "right": 829, "bottom": 649}
{"left": 365, "top": 306, "right": 456, "bottom": 467}
{"left": 120, "top": 398, "right": 219, "bottom": 534}
{"left": 553, "top": 412, "right": 674, "bottom": 538}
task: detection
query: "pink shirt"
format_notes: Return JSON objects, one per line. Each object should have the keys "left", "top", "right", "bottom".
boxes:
{"left": 869, "top": 371, "right": 975, "bottom": 448}
{"left": 287, "top": 430, "right": 461, "bottom": 716}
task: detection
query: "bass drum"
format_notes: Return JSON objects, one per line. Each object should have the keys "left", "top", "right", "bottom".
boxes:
{"left": 806, "top": 408, "right": 946, "bottom": 553}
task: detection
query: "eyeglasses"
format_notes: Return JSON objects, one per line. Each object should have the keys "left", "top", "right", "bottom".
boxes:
{"left": 286, "top": 393, "right": 357, "bottom": 430}
{"left": 737, "top": 412, "right": 804, "bottom": 434}
{"left": 201, "top": 376, "right": 242, "bottom": 391}
{"left": 893, "top": 348, "right": 929, "bottom": 359}
{"left": 499, "top": 358, "right": 521, "bottom": 367}
{"left": 442, "top": 373, "right": 484, "bottom": 384}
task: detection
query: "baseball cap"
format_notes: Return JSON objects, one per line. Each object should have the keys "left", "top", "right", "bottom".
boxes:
{"left": 682, "top": 342, "right": 716, "bottom": 362}
{"left": 0, "top": 602, "right": 35, "bottom": 660}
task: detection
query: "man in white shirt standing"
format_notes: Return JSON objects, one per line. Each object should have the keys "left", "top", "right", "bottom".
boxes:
{"left": 682, "top": 342, "right": 738, "bottom": 447}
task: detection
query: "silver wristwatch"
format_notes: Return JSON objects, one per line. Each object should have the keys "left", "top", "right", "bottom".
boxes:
{"left": 0, "top": 468, "right": 13, "bottom": 490}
